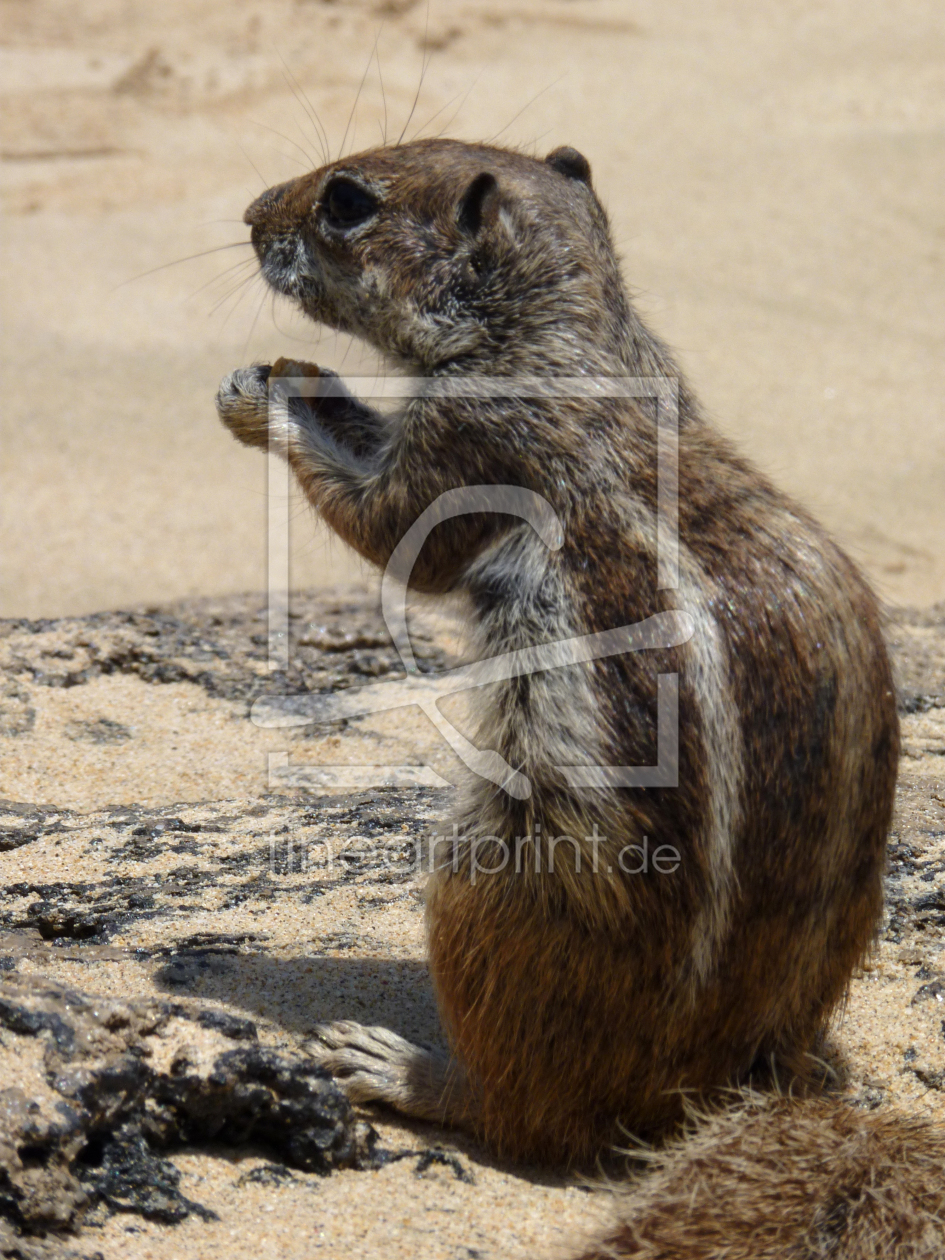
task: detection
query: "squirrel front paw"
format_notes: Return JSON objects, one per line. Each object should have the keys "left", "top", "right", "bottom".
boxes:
{"left": 216, "top": 359, "right": 326, "bottom": 451}
{"left": 215, "top": 364, "right": 274, "bottom": 450}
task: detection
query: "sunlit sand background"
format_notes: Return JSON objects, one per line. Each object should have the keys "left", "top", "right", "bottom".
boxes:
{"left": 2, "top": 0, "right": 943, "bottom": 618}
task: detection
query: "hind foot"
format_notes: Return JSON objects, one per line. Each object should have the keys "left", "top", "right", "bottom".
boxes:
{"left": 306, "top": 1019, "right": 475, "bottom": 1130}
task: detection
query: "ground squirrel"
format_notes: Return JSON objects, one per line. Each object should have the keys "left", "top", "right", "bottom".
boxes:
{"left": 216, "top": 138, "right": 945, "bottom": 1257}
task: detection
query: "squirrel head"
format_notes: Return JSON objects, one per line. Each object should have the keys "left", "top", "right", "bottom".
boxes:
{"left": 244, "top": 138, "right": 628, "bottom": 373}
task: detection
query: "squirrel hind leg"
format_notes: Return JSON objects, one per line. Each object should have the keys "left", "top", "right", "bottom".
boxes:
{"left": 305, "top": 1019, "right": 477, "bottom": 1132}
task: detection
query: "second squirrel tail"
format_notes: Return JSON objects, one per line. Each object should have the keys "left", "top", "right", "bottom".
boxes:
{"left": 568, "top": 1095, "right": 945, "bottom": 1260}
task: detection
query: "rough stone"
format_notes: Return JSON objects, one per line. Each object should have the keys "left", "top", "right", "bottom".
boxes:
{"left": 0, "top": 970, "right": 377, "bottom": 1238}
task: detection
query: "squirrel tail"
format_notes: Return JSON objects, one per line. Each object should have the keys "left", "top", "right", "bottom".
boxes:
{"left": 569, "top": 1095, "right": 945, "bottom": 1260}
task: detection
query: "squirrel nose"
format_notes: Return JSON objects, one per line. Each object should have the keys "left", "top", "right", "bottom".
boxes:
{"left": 244, "top": 180, "right": 294, "bottom": 227}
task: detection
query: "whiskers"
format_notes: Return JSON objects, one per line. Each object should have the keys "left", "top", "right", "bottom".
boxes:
{"left": 115, "top": 240, "right": 255, "bottom": 291}
{"left": 116, "top": 232, "right": 272, "bottom": 351}
{"left": 206, "top": 255, "right": 261, "bottom": 319}
{"left": 341, "top": 32, "right": 384, "bottom": 159}
{"left": 279, "top": 55, "right": 330, "bottom": 168}
{"left": 397, "top": 2, "right": 431, "bottom": 146}
{"left": 247, "top": 118, "right": 320, "bottom": 173}
{"left": 239, "top": 285, "right": 272, "bottom": 360}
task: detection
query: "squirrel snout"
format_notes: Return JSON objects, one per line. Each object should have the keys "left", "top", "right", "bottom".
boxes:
{"left": 243, "top": 179, "right": 297, "bottom": 228}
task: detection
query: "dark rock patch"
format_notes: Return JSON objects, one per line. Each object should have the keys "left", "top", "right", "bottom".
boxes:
{"left": 75, "top": 1125, "right": 215, "bottom": 1224}
{"left": 0, "top": 804, "right": 74, "bottom": 855}
{"left": 64, "top": 719, "right": 132, "bottom": 745}
{"left": 912, "top": 980, "right": 945, "bottom": 1006}
{"left": 235, "top": 1162, "right": 296, "bottom": 1187}
{"left": 414, "top": 1149, "right": 476, "bottom": 1185}
{"left": 0, "top": 685, "right": 35, "bottom": 738}
{"left": 0, "top": 972, "right": 380, "bottom": 1248}
{"left": 887, "top": 604, "right": 945, "bottom": 714}
{"left": 0, "top": 592, "right": 443, "bottom": 708}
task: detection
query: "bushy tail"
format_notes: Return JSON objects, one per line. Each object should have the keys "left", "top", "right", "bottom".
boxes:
{"left": 569, "top": 1096, "right": 945, "bottom": 1260}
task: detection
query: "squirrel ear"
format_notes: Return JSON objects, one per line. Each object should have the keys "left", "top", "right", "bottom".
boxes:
{"left": 457, "top": 172, "right": 499, "bottom": 235}
{"left": 544, "top": 146, "right": 592, "bottom": 185}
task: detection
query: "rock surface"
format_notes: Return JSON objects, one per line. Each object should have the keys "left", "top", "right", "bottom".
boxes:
{"left": 0, "top": 591, "right": 943, "bottom": 1259}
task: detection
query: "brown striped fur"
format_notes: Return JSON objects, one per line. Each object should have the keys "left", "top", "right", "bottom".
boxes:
{"left": 216, "top": 138, "right": 943, "bottom": 1256}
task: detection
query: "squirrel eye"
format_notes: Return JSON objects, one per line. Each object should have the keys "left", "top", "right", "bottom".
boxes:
{"left": 323, "top": 179, "right": 377, "bottom": 228}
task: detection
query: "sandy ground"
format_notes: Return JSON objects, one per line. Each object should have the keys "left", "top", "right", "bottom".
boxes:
{"left": 1, "top": 0, "right": 944, "bottom": 619}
